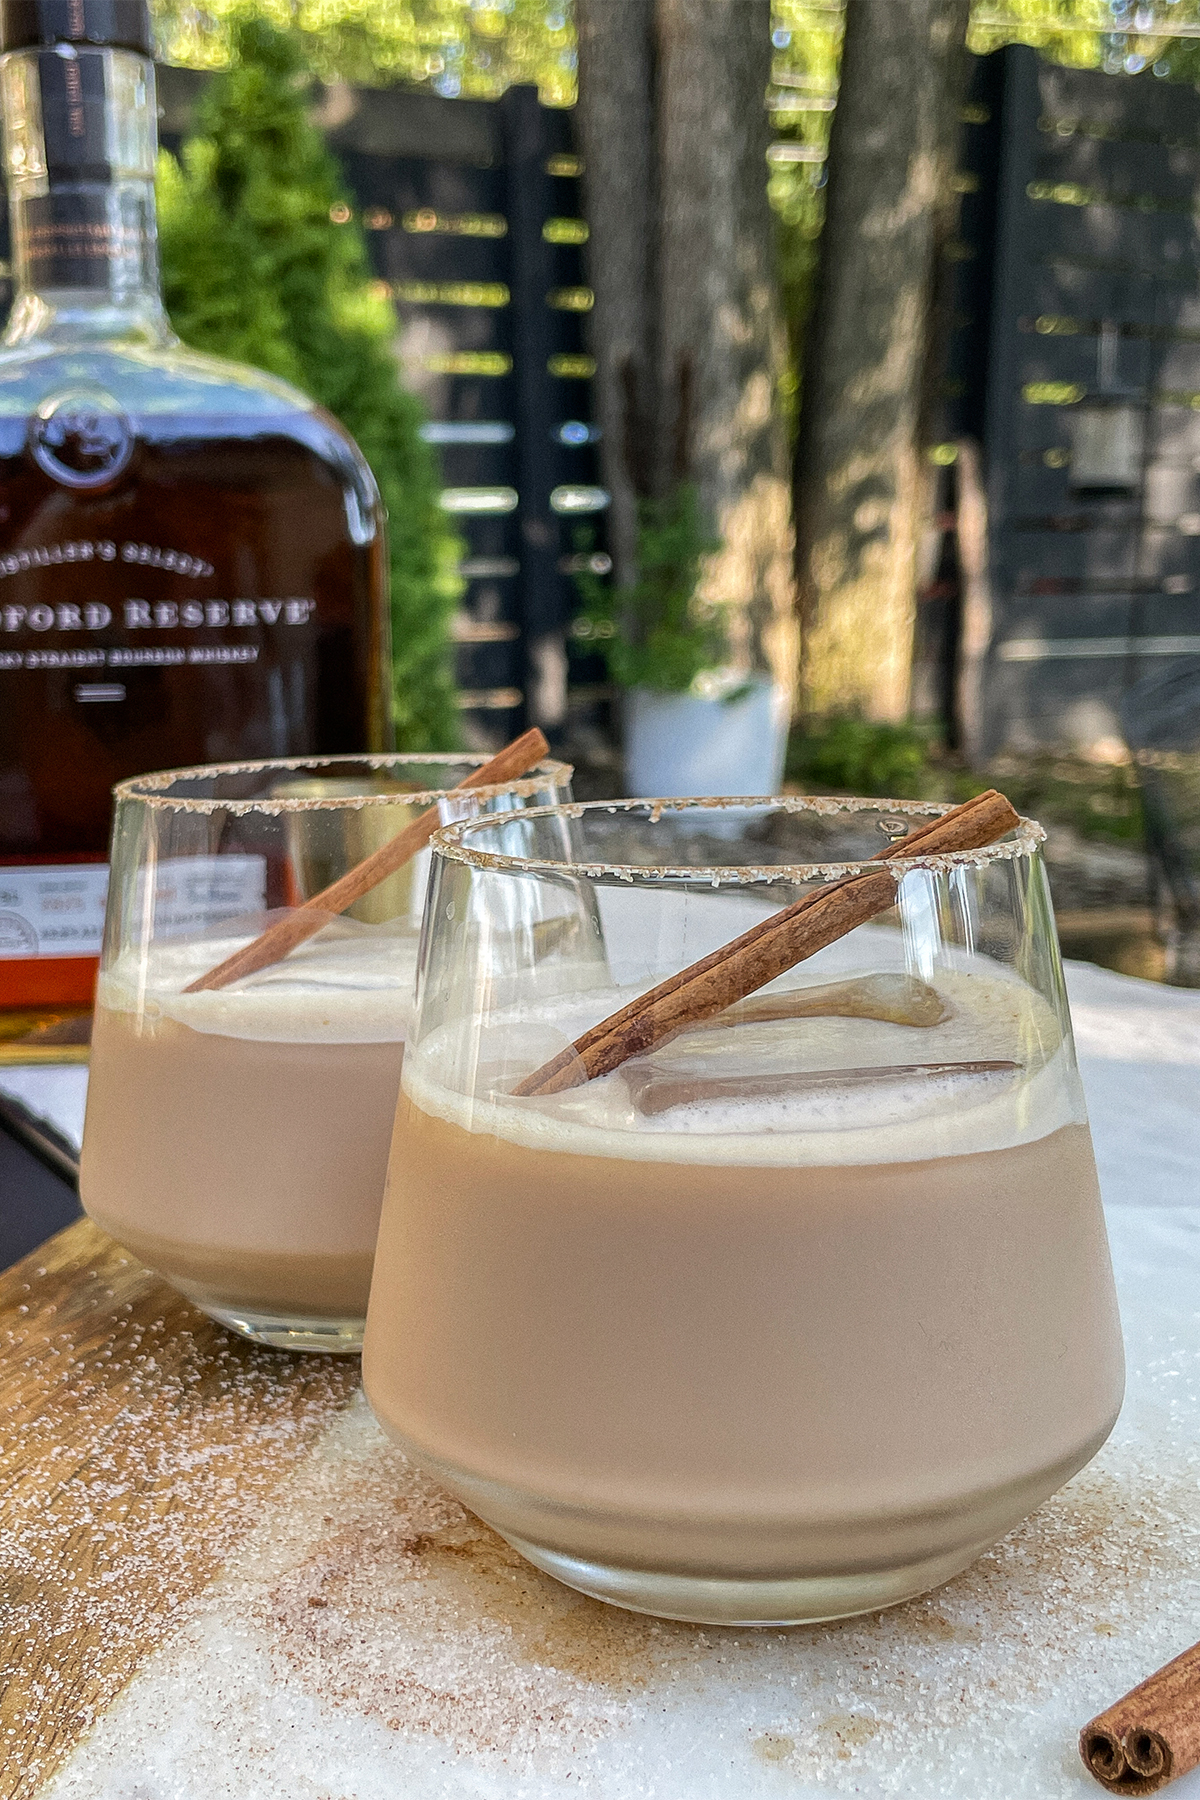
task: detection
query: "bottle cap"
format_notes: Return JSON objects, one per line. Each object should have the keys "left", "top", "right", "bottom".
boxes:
{"left": 0, "top": 0, "right": 152, "bottom": 55}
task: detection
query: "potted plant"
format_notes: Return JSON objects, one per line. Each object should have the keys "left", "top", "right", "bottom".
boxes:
{"left": 574, "top": 486, "right": 790, "bottom": 797}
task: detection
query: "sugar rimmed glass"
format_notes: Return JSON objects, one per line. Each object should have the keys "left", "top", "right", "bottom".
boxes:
{"left": 363, "top": 797, "right": 1125, "bottom": 1625}
{"left": 78, "top": 752, "right": 572, "bottom": 1353}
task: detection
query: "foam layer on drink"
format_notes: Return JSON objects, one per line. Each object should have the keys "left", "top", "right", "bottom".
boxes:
{"left": 97, "top": 918, "right": 418, "bottom": 1043}
{"left": 404, "top": 964, "right": 1083, "bottom": 1167}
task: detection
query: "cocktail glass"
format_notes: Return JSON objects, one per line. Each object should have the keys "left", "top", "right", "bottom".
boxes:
{"left": 363, "top": 797, "right": 1124, "bottom": 1624}
{"left": 79, "top": 752, "right": 572, "bottom": 1352}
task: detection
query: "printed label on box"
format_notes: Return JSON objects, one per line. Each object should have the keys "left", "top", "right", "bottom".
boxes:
{"left": 0, "top": 864, "right": 110, "bottom": 959}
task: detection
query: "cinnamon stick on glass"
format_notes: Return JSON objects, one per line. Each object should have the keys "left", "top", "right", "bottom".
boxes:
{"left": 513, "top": 788, "right": 1021, "bottom": 1098}
{"left": 1081, "top": 1639, "right": 1200, "bottom": 1795}
{"left": 185, "top": 727, "right": 551, "bottom": 994}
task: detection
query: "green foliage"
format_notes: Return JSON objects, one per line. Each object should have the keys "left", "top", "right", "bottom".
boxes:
{"left": 151, "top": 0, "right": 578, "bottom": 105}
{"left": 965, "top": 0, "right": 1200, "bottom": 75}
{"left": 786, "top": 723, "right": 1148, "bottom": 844}
{"left": 156, "top": 19, "right": 461, "bottom": 749}
{"left": 988, "top": 755, "right": 1146, "bottom": 845}
{"left": 151, "top": 0, "right": 1200, "bottom": 458}
{"left": 786, "top": 716, "right": 938, "bottom": 799}
{"left": 573, "top": 486, "right": 727, "bottom": 695}
{"left": 151, "top": 0, "right": 1200, "bottom": 110}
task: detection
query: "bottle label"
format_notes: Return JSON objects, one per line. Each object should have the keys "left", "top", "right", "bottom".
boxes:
{"left": 18, "top": 189, "right": 156, "bottom": 291}
{"left": 0, "top": 535, "right": 318, "bottom": 672}
{"left": 12, "top": 49, "right": 158, "bottom": 290}
{"left": 0, "top": 856, "right": 268, "bottom": 960}
{"left": 0, "top": 864, "right": 110, "bottom": 960}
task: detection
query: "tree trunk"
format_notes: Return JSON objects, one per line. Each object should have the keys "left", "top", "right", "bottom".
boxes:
{"left": 574, "top": 0, "right": 795, "bottom": 690}
{"left": 573, "top": 0, "right": 657, "bottom": 588}
{"left": 793, "top": 0, "right": 971, "bottom": 723}
{"left": 657, "top": 0, "right": 795, "bottom": 685}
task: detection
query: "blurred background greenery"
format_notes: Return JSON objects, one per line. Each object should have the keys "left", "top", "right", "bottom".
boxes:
{"left": 147, "top": 0, "right": 1198, "bottom": 979}
{"left": 150, "top": 0, "right": 1200, "bottom": 454}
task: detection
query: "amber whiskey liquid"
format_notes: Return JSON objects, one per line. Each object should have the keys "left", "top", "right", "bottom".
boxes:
{"left": 0, "top": 2, "right": 390, "bottom": 1014}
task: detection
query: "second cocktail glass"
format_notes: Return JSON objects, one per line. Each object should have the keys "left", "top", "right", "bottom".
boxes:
{"left": 363, "top": 797, "right": 1125, "bottom": 1625}
{"left": 79, "top": 751, "right": 571, "bottom": 1351}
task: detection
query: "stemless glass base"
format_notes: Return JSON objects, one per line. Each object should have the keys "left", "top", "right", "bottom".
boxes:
{"left": 497, "top": 1532, "right": 997, "bottom": 1627}
{"left": 182, "top": 1290, "right": 365, "bottom": 1354}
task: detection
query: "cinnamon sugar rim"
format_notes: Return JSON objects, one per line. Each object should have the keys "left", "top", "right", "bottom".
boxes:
{"left": 112, "top": 753, "right": 573, "bottom": 816}
{"left": 431, "top": 794, "right": 1046, "bottom": 883}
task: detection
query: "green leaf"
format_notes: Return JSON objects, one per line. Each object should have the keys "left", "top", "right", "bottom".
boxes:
{"left": 575, "top": 484, "right": 727, "bottom": 694}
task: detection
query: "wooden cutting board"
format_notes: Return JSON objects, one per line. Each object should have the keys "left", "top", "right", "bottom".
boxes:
{"left": 0, "top": 1220, "right": 360, "bottom": 1800}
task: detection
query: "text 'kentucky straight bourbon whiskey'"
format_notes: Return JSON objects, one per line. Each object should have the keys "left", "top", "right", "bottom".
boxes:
{"left": 0, "top": 0, "right": 391, "bottom": 1012}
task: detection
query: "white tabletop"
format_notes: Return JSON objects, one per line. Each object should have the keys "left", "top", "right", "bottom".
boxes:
{"left": 30, "top": 962, "right": 1200, "bottom": 1800}
{"left": 0, "top": 1061, "right": 88, "bottom": 1154}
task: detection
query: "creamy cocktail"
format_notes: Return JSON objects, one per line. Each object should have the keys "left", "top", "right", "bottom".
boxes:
{"left": 79, "top": 751, "right": 571, "bottom": 1351}
{"left": 362, "top": 798, "right": 1125, "bottom": 1623}
{"left": 82, "top": 928, "right": 414, "bottom": 1341}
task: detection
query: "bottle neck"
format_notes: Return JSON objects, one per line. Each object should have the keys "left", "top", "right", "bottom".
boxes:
{"left": 0, "top": 43, "right": 172, "bottom": 345}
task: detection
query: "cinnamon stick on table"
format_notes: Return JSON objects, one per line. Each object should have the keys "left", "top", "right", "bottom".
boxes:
{"left": 185, "top": 728, "right": 551, "bottom": 994}
{"left": 513, "top": 788, "right": 1021, "bottom": 1098}
{"left": 1080, "top": 1639, "right": 1200, "bottom": 1795}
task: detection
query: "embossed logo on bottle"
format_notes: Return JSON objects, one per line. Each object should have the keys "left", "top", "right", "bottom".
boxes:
{"left": 29, "top": 390, "right": 134, "bottom": 489}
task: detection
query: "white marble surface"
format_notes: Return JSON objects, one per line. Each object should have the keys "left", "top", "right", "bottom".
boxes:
{"left": 1065, "top": 962, "right": 1200, "bottom": 1210}
{"left": 0, "top": 1062, "right": 88, "bottom": 1153}
{"left": 29, "top": 960, "right": 1200, "bottom": 1800}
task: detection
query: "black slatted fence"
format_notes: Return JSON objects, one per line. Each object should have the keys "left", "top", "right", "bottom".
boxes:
{"left": 942, "top": 46, "right": 1200, "bottom": 757}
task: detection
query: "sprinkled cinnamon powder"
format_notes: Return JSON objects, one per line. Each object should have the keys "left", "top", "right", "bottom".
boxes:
{"left": 259, "top": 1434, "right": 671, "bottom": 1757}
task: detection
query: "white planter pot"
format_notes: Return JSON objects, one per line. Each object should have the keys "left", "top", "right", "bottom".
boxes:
{"left": 623, "top": 678, "right": 791, "bottom": 799}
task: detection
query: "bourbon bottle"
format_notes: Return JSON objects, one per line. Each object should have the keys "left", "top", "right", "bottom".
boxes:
{"left": 0, "top": 0, "right": 391, "bottom": 1018}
